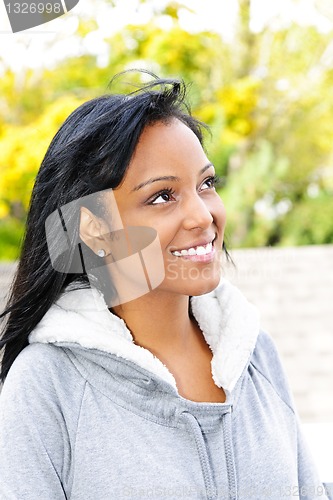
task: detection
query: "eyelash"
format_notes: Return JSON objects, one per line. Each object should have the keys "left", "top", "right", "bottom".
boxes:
{"left": 148, "top": 187, "right": 175, "bottom": 205}
{"left": 204, "top": 174, "right": 220, "bottom": 189}
{"left": 148, "top": 175, "right": 220, "bottom": 205}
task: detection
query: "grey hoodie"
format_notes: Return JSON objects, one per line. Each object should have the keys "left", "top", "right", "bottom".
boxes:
{"left": 0, "top": 279, "right": 330, "bottom": 499}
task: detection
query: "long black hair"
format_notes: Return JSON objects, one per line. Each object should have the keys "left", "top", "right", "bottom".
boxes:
{"left": 0, "top": 73, "right": 229, "bottom": 382}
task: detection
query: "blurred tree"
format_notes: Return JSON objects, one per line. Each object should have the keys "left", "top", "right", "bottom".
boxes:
{"left": 0, "top": 95, "right": 84, "bottom": 216}
{"left": 0, "top": 95, "right": 83, "bottom": 258}
{"left": 212, "top": 0, "right": 333, "bottom": 247}
{"left": 234, "top": 0, "right": 256, "bottom": 78}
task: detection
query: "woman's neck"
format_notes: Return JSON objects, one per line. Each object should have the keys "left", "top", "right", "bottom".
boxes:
{"left": 111, "top": 291, "right": 226, "bottom": 403}
{"left": 111, "top": 292, "right": 197, "bottom": 361}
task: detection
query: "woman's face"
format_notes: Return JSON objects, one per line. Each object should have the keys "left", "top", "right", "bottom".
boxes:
{"left": 111, "top": 118, "right": 226, "bottom": 298}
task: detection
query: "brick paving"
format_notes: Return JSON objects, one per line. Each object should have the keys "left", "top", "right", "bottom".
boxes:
{"left": 1, "top": 244, "right": 333, "bottom": 423}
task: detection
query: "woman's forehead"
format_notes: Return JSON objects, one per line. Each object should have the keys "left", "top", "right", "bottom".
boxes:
{"left": 123, "top": 120, "right": 208, "bottom": 182}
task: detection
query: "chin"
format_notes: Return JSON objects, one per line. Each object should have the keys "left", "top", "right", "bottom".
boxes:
{"left": 187, "top": 275, "right": 221, "bottom": 297}
{"left": 176, "top": 268, "right": 222, "bottom": 297}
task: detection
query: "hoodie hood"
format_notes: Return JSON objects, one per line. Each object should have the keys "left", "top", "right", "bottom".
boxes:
{"left": 29, "top": 278, "right": 260, "bottom": 393}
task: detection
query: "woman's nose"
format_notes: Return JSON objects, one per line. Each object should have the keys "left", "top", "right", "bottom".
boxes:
{"left": 181, "top": 194, "right": 213, "bottom": 230}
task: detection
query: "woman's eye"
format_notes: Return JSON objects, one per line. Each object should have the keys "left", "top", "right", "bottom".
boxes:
{"left": 201, "top": 175, "right": 218, "bottom": 190}
{"left": 150, "top": 189, "right": 174, "bottom": 205}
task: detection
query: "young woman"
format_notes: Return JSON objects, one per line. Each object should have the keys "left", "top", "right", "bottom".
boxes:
{"left": 0, "top": 76, "right": 329, "bottom": 499}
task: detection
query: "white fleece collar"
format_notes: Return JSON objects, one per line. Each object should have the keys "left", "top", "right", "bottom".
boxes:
{"left": 29, "top": 278, "right": 260, "bottom": 393}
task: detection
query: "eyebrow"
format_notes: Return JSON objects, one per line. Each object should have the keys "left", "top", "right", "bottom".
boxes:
{"left": 132, "top": 163, "right": 214, "bottom": 192}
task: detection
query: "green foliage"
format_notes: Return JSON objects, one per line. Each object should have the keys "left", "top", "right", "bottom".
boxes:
{"left": 0, "top": 219, "right": 24, "bottom": 261}
{"left": 0, "top": 95, "right": 84, "bottom": 222}
{"left": 280, "top": 193, "right": 333, "bottom": 246}
{"left": 220, "top": 140, "right": 290, "bottom": 248}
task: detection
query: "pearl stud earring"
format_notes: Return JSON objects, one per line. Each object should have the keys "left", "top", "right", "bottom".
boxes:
{"left": 97, "top": 249, "right": 106, "bottom": 258}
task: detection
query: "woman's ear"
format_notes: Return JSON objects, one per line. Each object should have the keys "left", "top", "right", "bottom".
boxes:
{"left": 79, "top": 207, "right": 109, "bottom": 255}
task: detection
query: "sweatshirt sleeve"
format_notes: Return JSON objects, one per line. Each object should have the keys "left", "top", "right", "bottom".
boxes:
{"left": 0, "top": 344, "right": 82, "bottom": 499}
{"left": 252, "top": 331, "right": 330, "bottom": 500}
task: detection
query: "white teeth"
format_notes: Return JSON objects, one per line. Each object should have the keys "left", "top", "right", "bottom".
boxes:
{"left": 172, "top": 241, "right": 213, "bottom": 257}
{"left": 196, "top": 246, "right": 206, "bottom": 255}
{"left": 206, "top": 242, "right": 213, "bottom": 253}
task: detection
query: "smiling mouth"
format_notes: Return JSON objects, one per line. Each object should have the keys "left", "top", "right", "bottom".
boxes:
{"left": 171, "top": 240, "right": 214, "bottom": 257}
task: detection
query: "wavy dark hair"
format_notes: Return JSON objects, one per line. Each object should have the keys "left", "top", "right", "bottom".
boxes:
{"left": 0, "top": 72, "right": 231, "bottom": 382}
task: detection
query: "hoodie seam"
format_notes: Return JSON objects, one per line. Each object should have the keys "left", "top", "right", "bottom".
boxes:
{"left": 67, "top": 379, "right": 88, "bottom": 497}
{"left": 59, "top": 346, "right": 88, "bottom": 496}
{"left": 249, "top": 361, "right": 296, "bottom": 415}
{"left": 59, "top": 348, "right": 181, "bottom": 429}
{"left": 84, "top": 378, "right": 183, "bottom": 429}
{"left": 227, "top": 385, "right": 244, "bottom": 417}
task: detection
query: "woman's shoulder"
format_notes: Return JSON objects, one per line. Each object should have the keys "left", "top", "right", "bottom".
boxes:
{"left": 249, "top": 330, "right": 295, "bottom": 411}
{"left": 0, "top": 343, "right": 86, "bottom": 411}
{"left": 251, "top": 330, "right": 285, "bottom": 373}
{"left": 0, "top": 344, "right": 84, "bottom": 496}
{"left": 4, "top": 342, "right": 72, "bottom": 381}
